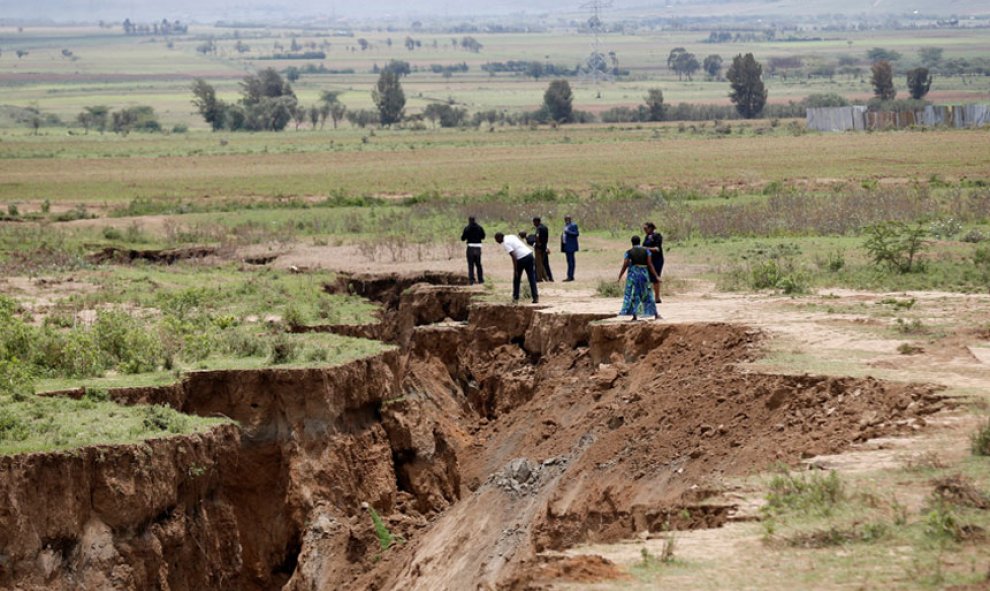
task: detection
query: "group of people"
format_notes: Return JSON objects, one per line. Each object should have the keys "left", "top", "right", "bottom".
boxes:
{"left": 460, "top": 215, "right": 580, "bottom": 303}
{"left": 460, "top": 216, "right": 663, "bottom": 320}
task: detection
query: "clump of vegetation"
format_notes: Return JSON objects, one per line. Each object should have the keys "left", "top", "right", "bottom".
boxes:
{"left": 971, "top": 418, "right": 990, "bottom": 457}
{"left": 268, "top": 332, "right": 300, "bottom": 364}
{"left": 765, "top": 470, "right": 846, "bottom": 517}
{"left": 863, "top": 221, "right": 929, "bottom": 273}
{"left": 141, "top": 403, "right": 191, "bottom": 434}
{"left": 596, "top": 280, "right": 624, "bottom": 298}
{"left": 723, "top": 243, "right": 809, "bottom": 294}
{"left": 364, "top": 503, "right": 396, "bottom": 552}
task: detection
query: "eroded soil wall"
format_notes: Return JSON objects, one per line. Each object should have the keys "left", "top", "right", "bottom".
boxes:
{"left": 0, "top": 282, "right": 950, "bottom": 591}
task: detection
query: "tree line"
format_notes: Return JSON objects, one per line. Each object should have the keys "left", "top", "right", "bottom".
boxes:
{"left": 191, "top": 53, "right": 772, "bottom": 133}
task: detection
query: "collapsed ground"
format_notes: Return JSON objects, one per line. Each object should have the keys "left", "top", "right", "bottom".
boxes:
{"left": 0, "top": 271, "right": 964, "bottom": 590}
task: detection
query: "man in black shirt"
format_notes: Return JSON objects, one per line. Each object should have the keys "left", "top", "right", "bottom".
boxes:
{"left": 532, "top": 217, "right": 554, "bottom": 282}
{"left": 642, "top": 222, "right": 664, "bottom": 304}
{"left": 461, "top": 216, "right": 486, "bottom": 285}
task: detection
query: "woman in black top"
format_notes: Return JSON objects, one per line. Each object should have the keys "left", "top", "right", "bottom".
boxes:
{"left": 642, "top": 222, "right": 664, "bottom": 304}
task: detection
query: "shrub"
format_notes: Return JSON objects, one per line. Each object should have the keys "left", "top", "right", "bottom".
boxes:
{"left": 102, "top": 226, "right": 124, "bottom": 241}
{"left": 974, "top": 246, "right": 990, "bottom": 288}
{"left": 765, "top": 470, "right": 845, "bottom": 517}
{"left": 739, "top": 243, "right": 809, "bottom": 293}
{"left": 972, "top": 418, "right": 990, "bottom": 456}
{"left": 268, "top": 333, "right": 299, "bottom": 364}
{"left": 141, "top": 404, "right": 191, "bottom": 434}
{"left": 928, "top": 217, "right": 961, "bottom": 239}
{"left": 223, "top": 327, "right": 267, "bottom": 357}
{"left": 863, "top": 221, "right": 929, "bottom": 273}
{"left": 93, "top": 310, "right": 162, "bottom": 374}
{"left": 282, "top": 304, "right": 306, "bottom": 328}
{"left": 596, "top": 280, "right": 623, "bottom": 298}
{"left": 0, "top": 358, "right": 34, "bottom": 402}
{"left": 961, "top": 229, "right": 986, "bottom": 243}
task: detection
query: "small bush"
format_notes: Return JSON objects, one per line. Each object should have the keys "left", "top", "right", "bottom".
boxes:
{"left": 961, "top": 229, "right": 986, "bottom": 243}
{"left": 814, "top": 250, "right": 845, "bottom": 273}
{"left": 141, "top": 404, "right": 190, "bottom": 434}
{"left": 268, "top": 333, "right": 299, "bottom": 364}
{"left": 894, "top": 318, "right": 928, "bottom": 335}
{"left": 596, "top": 280, "right": 623, "bottom": 298}
{"left": 102, "top": 226, "right": 123, "bottom": 241}
{"left": 929, "top": 218, "right": 962, "bottom": 240}
{"left": 863, "top": 221, "right": 929, "bottom": 273}
{"left": 879, "top": 297, "right": 915, "bottom": 310}
{"left": 282, "top": 304, "right": 306, "bottom": 329}
{"left": 223, "top": 327, "right": 267, "bottom": 357}
{"left": 765, "top": 470, "right": 845, "bottom": 517}
{"left": 972, "top": 418, "right": 990, "bottom": 456}
{"left": 0, "top": 358, "right": 34, "bottom": 402}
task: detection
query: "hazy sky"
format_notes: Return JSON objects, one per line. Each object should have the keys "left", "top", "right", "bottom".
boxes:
{"left": 0, "top": 0, "right": 579, "bottom": 21}
{"left": 1, "top": 0, "right": 986, "bottom": 23}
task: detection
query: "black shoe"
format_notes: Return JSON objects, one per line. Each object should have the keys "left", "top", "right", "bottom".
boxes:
{"left": 563, "top": 278, "right": 574, "bottom": 282}
{"left": 532, "top": 298, "right": 539, "bottom": 304}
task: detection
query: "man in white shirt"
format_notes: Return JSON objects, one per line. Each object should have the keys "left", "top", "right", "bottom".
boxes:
{"left": 494, "top": 232, "right": 539, "bottom": 304}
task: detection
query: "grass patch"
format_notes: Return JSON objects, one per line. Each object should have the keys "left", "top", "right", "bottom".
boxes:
{"left": 0, "top": 391, "right": 226, "bottom": 455}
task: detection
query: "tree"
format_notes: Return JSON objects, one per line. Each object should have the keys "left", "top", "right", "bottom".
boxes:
{"left": 870, "top": 60, "right": 896, "bottom": 101}
{"left": 372, "top": 69, "right": 405, "bottom": 127}
{"left": 667, "top": 47, "right": 685, "bottom": 72}
{"left": 383, "top": 60, "right": 411, "bottom": 77}
{"left": 918, "top": 47, "right": 943, "bottom": 69}
{"left": 292, "top": 105, "right": 306, "bottom": 130}
{"left": 673, "top": 51, "right": 700, "bottom": 80}
{"left": 643, "top": 88, "right": 665, "bottom": 122}
{"left": 309, "top": 105, "right": 320, "bottom": 129}
{"left": 703, "top": 54, "right": 723, "bottom": 80}
{"left": 460, "top": 36, "right": 483, "bottom": 53}
{"left": 543, "top": 79, "right": 573, "bottom": 123}
{"left": 867, "top": 47, "right": 901, "bottom": 62}
{"left": 906, "top": 67, "right": 932, "bottom": 100}
{"left": 318, "top": 103, "right": 330, "bottom": 129}
{"left": 191, "top": 78, "right": 226, "bottom": 131}
{"left": 726, "top": 53, "right": 767, "bottom": 119}
{"left": 78, "top": 105, "right": 110, "bottom": 134}
{"left": 330, "top": 102, "right": 347, "bottom": 129}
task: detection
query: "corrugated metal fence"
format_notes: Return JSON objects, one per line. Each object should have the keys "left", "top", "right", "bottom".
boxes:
{"left": 807, "top": 104, "right": 990, "bottom": 132}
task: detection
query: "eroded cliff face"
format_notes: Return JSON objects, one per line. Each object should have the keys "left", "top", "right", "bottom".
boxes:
{"left": 0, "top": 277, "right": 951, "bottom": 591}
{"left": 0, "top": 426, "right": 242, "bottom": 590}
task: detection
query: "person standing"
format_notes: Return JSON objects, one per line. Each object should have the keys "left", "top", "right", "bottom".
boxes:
{"left": 617, "top": 236, "right": 659, "bottom": 321}
{"left": 560, "top": 215, "right": 580, "bottom": 282}
{"left": 495, "top": 232, "right": 539, "bottom": 304}
{"left": 460, "top": 216, "right": 486, "bottom": 285}
{"left": 642, "top": 222, "right": 664, "bottom": 305}
{"left": 532, "top": 217, "right": 554, "bottom": 282}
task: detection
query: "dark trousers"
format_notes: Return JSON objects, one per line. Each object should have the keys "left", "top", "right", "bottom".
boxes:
{"left": 564, "top": 250, "right": 576, "bottom": 280}
{"left": 513, "top": 254, "right": 538, "bottom": 302}
{"left": 536, "top": 247, "right": 553, "bottom": 281}
{"left": 466, "top": 246, "right": 483, "bottom": 284}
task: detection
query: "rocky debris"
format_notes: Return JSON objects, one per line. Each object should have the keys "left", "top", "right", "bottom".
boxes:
{"left": 488, "top": 457, "right": 570, "bottom": 497}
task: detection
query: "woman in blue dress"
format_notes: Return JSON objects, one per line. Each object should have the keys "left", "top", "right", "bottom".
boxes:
{"left": 617, "top": 236, "right": 659, "bottom": 320}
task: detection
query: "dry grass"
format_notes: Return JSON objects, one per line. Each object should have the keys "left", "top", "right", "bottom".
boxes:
{"left": 2, "top": 129, "right": 988, "bottom": 203}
